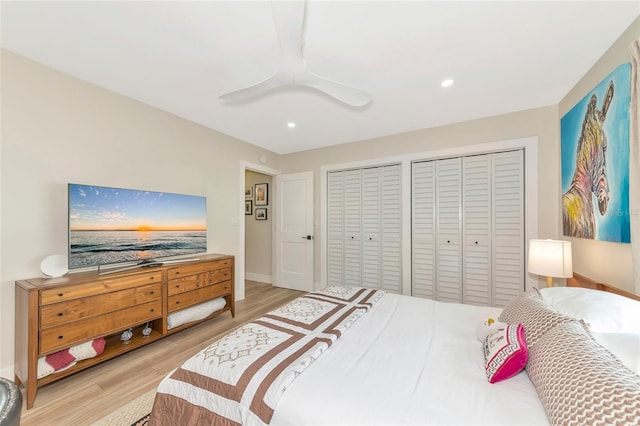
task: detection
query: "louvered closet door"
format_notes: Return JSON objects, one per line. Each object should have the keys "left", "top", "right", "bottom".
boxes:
{"left": 436, "top": 158, "right": 462, "bottom": 303}
{"left": 492, "top": 150, "right": 524, "bottom": 307}
{"left": 327, "top": 171, "right": 345, "bottom": 286}
{"left": 361, "top": 168, "right": 381, "bottom": 289}
{"left": 411, "top": 161, "right": 436, "bottom": 298}
{"left": 344, "top": 169, "right": 362, "bottom": 287}
{"left": 381, "top": 165, "right": 401, "bottom": 293}
{"left": 462, "top": 155, "right": 492, "bottom": 306}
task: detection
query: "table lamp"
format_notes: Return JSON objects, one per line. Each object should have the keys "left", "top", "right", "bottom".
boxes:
{"left": 528, "top": 239, "right": 573, "bottom": 288}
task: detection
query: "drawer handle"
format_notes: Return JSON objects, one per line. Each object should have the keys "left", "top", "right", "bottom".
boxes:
{"left": 150, "top": 308, "right": 155, "bottom": 312}
{"left": 58, "top": 312, "right": 63, "bottom": 317}
{"left": 150, "top": 276, "right": 154, "bottom": 280}
{"left": 176, "top": 301, "right": 180, "bottom": 304}
{"left": 150, "top": 291, "right": 155, "bottom": 295}
{"left": 58, "top": 335, "right": 64, "bottom": 340}
{"left": 58, "top": 293, "right": 64, "bottom": 297}
{"left": 475, "top": 241, "right": 478, "bottom": 244}
{"left": 176, "top": 285, "right": 180, "bottom": 288}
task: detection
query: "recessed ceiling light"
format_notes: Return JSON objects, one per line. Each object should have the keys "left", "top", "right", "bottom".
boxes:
{"left": 287, "top": 122, "right": 296, "bottom": 128}
{"left": 441, "top": 79, "right": 454, "bottom": 88}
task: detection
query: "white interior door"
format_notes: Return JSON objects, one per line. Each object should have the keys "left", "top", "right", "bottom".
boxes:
{"left": 275, "top": 171, "right": 314, "bottom": 291}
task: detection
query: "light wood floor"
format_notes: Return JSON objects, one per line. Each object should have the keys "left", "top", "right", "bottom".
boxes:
{"left": 20, "top": 281, "right": 303, "bottom": 426}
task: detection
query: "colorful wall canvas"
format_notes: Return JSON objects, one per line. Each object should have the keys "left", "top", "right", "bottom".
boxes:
{"left": 561, "top": 63, "right": 631, "bottom": 243}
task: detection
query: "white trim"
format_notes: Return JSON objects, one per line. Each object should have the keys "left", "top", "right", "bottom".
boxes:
{"left": 245, "top": 272, "right": 273, "bottom": 284}
{"left": 319, "top": 136, "right": 539, "bottom": 296}
{"left": 401, "top": 158, "right": 412, "bottom": 295}
{"left": 320, "top": 170, "right": 327, "bottom": 288}
{"left": 238, "top": 161, "right": 281, "bottom": 301}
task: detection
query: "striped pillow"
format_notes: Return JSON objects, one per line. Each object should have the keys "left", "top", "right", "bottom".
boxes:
{"left": 499, "top": 295, "right": 576, "bottom": 349}
{"left": 526, "top": 321, "right": 640, "bottom": 426}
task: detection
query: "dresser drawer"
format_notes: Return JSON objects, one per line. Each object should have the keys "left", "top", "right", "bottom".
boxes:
{"left": 167, "top": 258, "right": 232, "bottom": 279}
{"left": 40, "top": 272, "right": 163, "bottom": 305}
{"left": 168, "top": 281, "right": 231, "bottom": 313}
{"left": 167, "top": 274, "right": 201, "bottom": 296}
{"left": 40, "top": 283, "right": 162, "bottom": 329}
{"left": 39, "top": 300, "right": 162, "bottom": 354}
{"left": 168, "top": 267, "right": 232, "bottom": 296}
{"left": 205, "top": 267, "right": 232, "bottom": 285}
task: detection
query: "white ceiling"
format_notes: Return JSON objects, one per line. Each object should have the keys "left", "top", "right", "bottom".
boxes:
{"left": 2, "top": 1, "right": 639, "bottom": 154}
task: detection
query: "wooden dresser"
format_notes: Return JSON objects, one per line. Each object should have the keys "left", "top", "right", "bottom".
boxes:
{"left": 15, "top": 254, "right": 234, "bottom": 409}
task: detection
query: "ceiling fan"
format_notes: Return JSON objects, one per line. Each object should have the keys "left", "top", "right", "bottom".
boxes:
{"left": 219, "top": 1, "right": 372, "bottom": 107}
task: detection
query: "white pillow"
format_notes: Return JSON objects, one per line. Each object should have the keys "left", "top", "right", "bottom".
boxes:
{"left": 591, "top": 332, "right": 640, "bottom": 375}
{"left": 539, "top": 287, "right": 640, "bottom": 333}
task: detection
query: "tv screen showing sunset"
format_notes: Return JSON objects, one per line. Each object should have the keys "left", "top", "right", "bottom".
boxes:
{"left": 68, "top": 184, "right": 207, "bottom": 269}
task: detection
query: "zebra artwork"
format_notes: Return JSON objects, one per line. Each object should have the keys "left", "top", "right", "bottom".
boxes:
{"left": 562, "top": 81, "right": 614, "bottom": 239}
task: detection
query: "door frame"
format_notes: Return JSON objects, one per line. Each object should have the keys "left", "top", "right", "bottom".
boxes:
{"left": 238, "top": 161, "right": 281, "bottom": 300}
{"left": 319, "top": 136, "right": 539, "bottom": 294}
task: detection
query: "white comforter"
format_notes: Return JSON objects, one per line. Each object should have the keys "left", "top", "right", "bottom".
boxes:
{"left": 271, "top": 293, "right": 549, "bottom": 426}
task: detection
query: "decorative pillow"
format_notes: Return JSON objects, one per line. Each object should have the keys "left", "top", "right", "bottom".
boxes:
{"left": 499, "top": 295, "right": 576, "bottom": 349}
{"left": 526, "top": 321, "right": 640, "bottom": 426}
{"left": 37, "top": 338, "right": 106, "bottom": 378}
{"left": 523, "top": 287, "right": 542, "bottom": 300}
{"left": 476, "top": 319, "right": 508, "bottom": 342}
{"left": 539, "top": 287, "right": 640, "bottom": 333}
{"left": 483, "top": 324, "right": 528, "bottom": 383}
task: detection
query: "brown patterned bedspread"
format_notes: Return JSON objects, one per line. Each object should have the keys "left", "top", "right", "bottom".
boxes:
{"left": 148, "top": 286, "right": 385, "bottom": 425}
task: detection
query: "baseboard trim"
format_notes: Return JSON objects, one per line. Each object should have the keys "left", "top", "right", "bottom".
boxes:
{"left": 245, "top": 272, "right": 272, "bottom": 284}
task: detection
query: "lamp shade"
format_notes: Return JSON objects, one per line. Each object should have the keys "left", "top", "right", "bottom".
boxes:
{"left": 528, "top": 239, "right": 573, "bottom": 278}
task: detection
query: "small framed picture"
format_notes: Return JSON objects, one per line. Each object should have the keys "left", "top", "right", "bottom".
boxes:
{"left": 244, "top": 200, "right": 253, "bottom": 215}
{"left": 255, "top": 183, "right": 268, "bottom": 206}
{"left": 245, "top": 186, "right": 253, "bottom": 199}
{"left": 255, "top": 208, "right": 267, "bottom": 220}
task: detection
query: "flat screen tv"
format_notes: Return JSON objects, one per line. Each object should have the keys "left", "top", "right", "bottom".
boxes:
{"left": 68, "top": 183, "right": 207, "bottom": 270}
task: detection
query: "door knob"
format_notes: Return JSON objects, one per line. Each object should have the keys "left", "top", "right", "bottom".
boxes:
{"left": 301, "top": 235, "right": 314, "bottom": 240}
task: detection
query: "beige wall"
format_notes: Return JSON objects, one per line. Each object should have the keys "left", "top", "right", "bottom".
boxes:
{"left": 244, "top": 170, "right": 272, "bottom": 282}
{"left": 559, "top": 17, "right": 639, "bottom": 293}
{"left": 279, "top": 106, "right": 560, "bottom": 287}
{"left": 0, "top": 50, "right": 274, "bottom": 378}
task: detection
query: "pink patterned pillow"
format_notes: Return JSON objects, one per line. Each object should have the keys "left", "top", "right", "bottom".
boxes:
{"left": 483, "top": 324, "right": 528, "bottom": 383}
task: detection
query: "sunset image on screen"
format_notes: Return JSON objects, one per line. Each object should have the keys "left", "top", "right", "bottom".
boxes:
{"left": 68, "top": 184, "right": 207, "bottom": 269}
{"left": 69, "top": 185, "right": 206, "bottom": 231}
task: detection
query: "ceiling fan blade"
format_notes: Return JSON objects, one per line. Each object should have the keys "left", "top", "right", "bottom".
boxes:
{"left": 220, "top": 0, "right": 373, "bottom": 107}
{"left": 300, "top": 71, "right": 373, "bottom": 107}
{"left": 219, "top": 74, "right": 284, "bottom": 102}
{"left": 271, "top": 0, "right": 306, "bottom": 66}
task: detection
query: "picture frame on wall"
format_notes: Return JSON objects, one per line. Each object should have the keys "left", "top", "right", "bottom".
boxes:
{"left": 255, "top": 183, "right": 268, "bottom": 206}
{"left": 244, "top": 200, "right": 253, "bottom": 215}
{"left": 255, "top": 208, "right": 267, "bottom": 220}
{"left": 245, "top": 187, "right": 253, "bottom": 199}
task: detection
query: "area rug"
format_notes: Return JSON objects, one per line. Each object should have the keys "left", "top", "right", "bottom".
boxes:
{"left": 90, "top": 389, "right": 155, "bottom": 426}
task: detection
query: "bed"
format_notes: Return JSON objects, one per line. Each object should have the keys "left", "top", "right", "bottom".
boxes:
{"left": 148, "top": 275, "right": 640, "bottom": 425}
